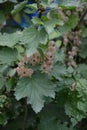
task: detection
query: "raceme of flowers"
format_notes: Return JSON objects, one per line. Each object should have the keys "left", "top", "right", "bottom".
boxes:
{"left": 16, "top": 40, "right": 57, "bottom": 77}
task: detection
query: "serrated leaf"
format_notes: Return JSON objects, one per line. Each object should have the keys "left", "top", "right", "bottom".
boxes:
{"left": 0, "top": 32, "right": 21, "bottom": 47}
{"left": 65, "top": 79, "right": 87, "bottom": 126}
{"left": 65, "top": 102, "right": 85, "bottom": 126}
{"left": 15, "top": 72, "right": 56, "bottom": 113}
{"left": 20, "top": 27, "right": 48, "bottom": 56}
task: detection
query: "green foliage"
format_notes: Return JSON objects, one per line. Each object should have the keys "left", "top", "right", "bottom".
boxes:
{"left": 0, "top": 11, "right": 5, "bottom": 24}
{"left": 0, "top": 47, "right": 17, "bottom": 64}
{"left": 12, "top": 1, "right": 27, "bottom": 15}
{"left": 0, "top": 0, "right": 87, "bottom": 130}
{"left": 59, "top": 14, "right": 79, "bottom": 34}
{"left": 65, "top": 79, "right": 87, "bottom": 126}
{"left": 0, "top": 32, "right": 20, "bottom": 47}
{"left": 79, "top": 38, "right": 87, "bottom": 58}
{"left": 15, "top": 72, "right": 56, "bottom": 113}
{"left": 20, "top": 27, "right": 48, "bottom": 56}
{"left": 60, "top": 0, "right": 81, "bottom": 7}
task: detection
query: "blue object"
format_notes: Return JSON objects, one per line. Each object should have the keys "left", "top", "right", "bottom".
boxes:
{"left": 52, "top": 0, "right": 56, "bottom": 3}
{"left": 52, "top": 0, "right": 60, "bottom": 4}
{"left": 20, "top": 17, "right": 29, "bottom": 28}
{"left": 10, "top": 0, "right": 59, "bottom": 28}
{"left": 28, "top": 0, "right": 35, "bottom": 4}
{"left": 26, "top": 9, "right": 39, "bottom": 19}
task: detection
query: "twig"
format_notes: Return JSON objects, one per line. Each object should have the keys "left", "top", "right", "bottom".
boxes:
{"left": 36, "top": 0, "right": 40, "bottom": 9}
{"left": 79, "top": 9, "right": 87, "bottom": 25}
{"left": 74, "top": 9, "right": 87, "bottom": 30}
{"left": 22, "top": 98, "right": 28, "bottom": 130}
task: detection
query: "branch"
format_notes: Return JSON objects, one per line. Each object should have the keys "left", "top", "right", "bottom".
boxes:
{"left": 74, "top": 9, "right": 87, "bottom": 30}
{"left": 79, "top": 9, "right": 87, "bottom": 25}
{"left": 36, "top": 0, "right": 40, "bottom": 9}
{"left": 22, "top": 98, "right": 28, "bottom": 130}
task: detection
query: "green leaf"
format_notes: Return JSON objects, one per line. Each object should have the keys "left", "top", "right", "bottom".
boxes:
{"left": 79, "top": 38, "right": 87, "bottom": 58}
{"left": 20, "top": 27, "right": 48, "bottom": 56}
{"left": 54, "top": 49, "right": 65, "bottom": 63}
{"left": 50, "top": 62, "right": 67, "bottom": 79}
{"left": 0, "top": 0, "right": 17, "bottom": 3}
{"left": 75, "top": 64, "right": 87, "bottom": 79}
{"left": 0, "top": 0, "right": 6, "bottom": 3}
{"left": 65, "top": 79, "right": 87, "bottom": 126}
{"left": 82, "top": 26, "right": 87, "bottom": 37}
{"left": 44, "top": 19, "right": 64, "bottom": 34}
{"left": 32, "top": 17, "right": 43, "bottom": 25}
{"left": 49, "top": 30, "right": 61, "bottom": 40}
{"left": 59, "top": 15, "right": 79, "bottom": 34}
{"left": 11, "top": 1, "right": 27, "bottom": 15}
{"left": 5, "top": 77, "right": 16, "bottom": 92}
{"left": 0, "top": 47, "right": 18, "bottom": 64}
{"left": 0, "top": 11, "right": 5, "bottom": 24}
{"left": 0, "top": 32, "right": 21, "bottom": 47}
{"left": 38, "top": 118, "right": 59, "bottom": 130}
{"left": 38, "top": 104, "right": 62, "bottom": 130}
{"left": 25, "top": 3, "right": 37, "bottom": 14}
{"left": 65, "top": 101, "right": 85, "bottom": 126}
{"left": 7, "top": 69, "right": 16, "bottom": 77}
{"left": 0, "top": 113, "right": 7, "bottom": 125}
{"left": 15, "top": 72, "right": 56, "bottom": 113}
{"left": 39, "top": 99, "right": 69, "bottom": 126}
{"left": 39, "top": 121, "right": 75, "bottom": 130}
{"left": 76, "top": 79, "right": 87, "bottom": 98}
{"left": 60, "top": 0, "right": 81, "bottom": 7}
{"left": 0, "top": 77, "right": 5, "bottom": 89}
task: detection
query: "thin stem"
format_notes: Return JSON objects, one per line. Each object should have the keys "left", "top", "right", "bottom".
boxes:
{"left": 22, "top": 98, "right": 28, "bottom": 130}
{"left": 74, "top": 9, "right": 87, "bottom": 30}
{"left": 36, "top": 0, "right": 40, "bottom": 9}
{"left": 79, "top": 9, "right": 87, "bottom": 25}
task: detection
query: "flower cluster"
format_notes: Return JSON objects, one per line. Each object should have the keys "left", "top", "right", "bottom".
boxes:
{"left": 58, "top": 5, "right": 86, "bottom": 23}
{"left": 16, "top": 55, "right": 34, "bottom": 77}
{"left": 63, "top": 30, "right": 82, "bottom": 68}
{"left": 28, "top": 51, "right": 41, "bottom": 66}
{"left": 41, "top": 41, "right": 57, "bottom": 73}
{"left": 59, "top": 4, "right": 87, "bottom": 68}
{"left": 16, "top": 41, "right": 57, "bottom": 77}
{"left": 57, "top": 7, "right": 72, "bottom": 22}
